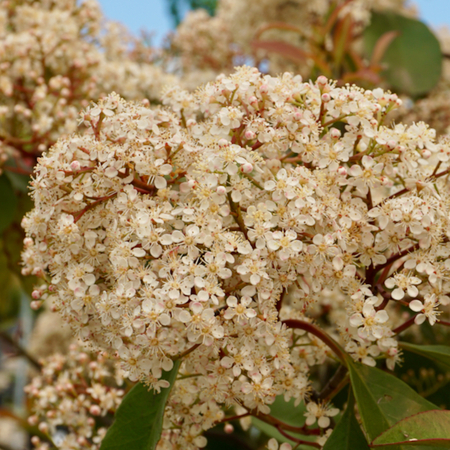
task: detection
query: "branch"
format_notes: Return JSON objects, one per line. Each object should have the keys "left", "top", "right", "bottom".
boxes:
{"left": 282, "top": 319, "right": 347, "bottom": 364}
{"left": 318, "top": 364, "right": 348, "bottom": 401}
{"left": 375, "top": 243, "right": 420, "bottom": 274}
{"left": 393, "top": 315, "right": 417, "bottom": 335}
{"left": 174, "top": 343, "right": 201, "bottom": 360}
{"left": 0, "top": 330, "right": 41, "bottom": 370}
{"left": 276, "top": 426, "right": 321, "bottom": 448}
{"left": 256, "top": 412, "right": 321, "bottom": 436}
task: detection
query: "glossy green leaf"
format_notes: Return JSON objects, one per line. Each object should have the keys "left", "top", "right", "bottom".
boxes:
{"left": 347, "top": 359, "right": 437, "bottom": 444}
{"left": 364, "top": 12, "right": 442, "bottom": 96}
{"left": 400, "top": 343, "right": 450, "bottom": 370}
{"left": 323, "top": 391, "right": 369, "bottom": 450}
{"left": 0, "top": 174, "right": 18, "bottom": 233}
{"left": 371, "top": 410, "right": 450, "bottom": 447}
{"left": 100, "top": 360, "right": 181, "bottom": 450}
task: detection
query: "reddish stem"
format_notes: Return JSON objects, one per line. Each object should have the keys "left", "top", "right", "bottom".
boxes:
{"left": 276, "top": 426, "right": 321, "bottom": 448}
{"left": 2, "top": 165, "right": 32, "bottom": 176}
{"left": 393, "top": 315, "right": 417, "bottom": 334}
{"left": 282, "top": 319, "right": 347, "bottom": 364}
{"left": 220, "top": 413, "right": 251, "bottom": 423}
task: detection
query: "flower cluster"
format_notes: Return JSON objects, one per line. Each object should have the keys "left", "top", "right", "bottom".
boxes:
{"left": 169, "top": 9, "right": 238, "bottom": 89}
{"left": 25, "top": 344, "right": 124, "bottom": 450}
{"left": 0, "top": 0, "right": 177, "bottom": 172}
{"left": 22, "top": 66, "right": 450, "bottom": 448}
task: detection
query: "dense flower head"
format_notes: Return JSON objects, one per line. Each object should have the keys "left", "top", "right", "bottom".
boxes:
{"left": 22, "top": 66, "right": 450, "bottom": 448}
{"left": 0, "top": 0, "right": 178, "bottom": 170}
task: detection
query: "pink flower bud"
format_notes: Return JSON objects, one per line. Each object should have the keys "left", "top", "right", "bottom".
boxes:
{"left": 216, "top": 186, "right": 227, "bottom": 195}
{"left": 224, "top": 424, "right": 234, "bottom": 434}
{"left": 321, "top": 93, "right": 331, "bottom": 102}
{"left": 240, "top": 163, "right": 253, "bottom": 173}
{"left": 31, "top": 301, "right": 42, "bottom": 310}
{"left": 23, "top": 237, "right": 33, "bottom": 247}
{"left": 244, "top": 130, "right": 256, "bottom": 140}
{"left": 421, "top": 149, "right": 431, "bottom": 158}
{"left": 337, "top": 166, "right": 347, "bottom": 176}
{"left": 38, "top": 422, "right": 49, "bottom": 433}
{"left": 89, "top": 405, "right": 102, "bottom": 416}
{"left": 28, "top": 415, "right": 39, "bottom": 426}
{"left": 32, "top": 290, "right": 41, "bottom": 299}
{"left": 70, "top": 161, "right": 81, "bottom": 171}
{"left": 330, "top": 128, "right": 341, "bottom": 139}
{"left": 317, "top": 75, "right": 328, "bottom": 87}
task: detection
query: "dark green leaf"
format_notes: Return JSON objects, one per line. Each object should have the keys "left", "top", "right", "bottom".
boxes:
{"left": 4, "top": 170, "right": 30, "bottom": 193}
{"left": 363, "top": 12, "right": 442, "bottom": 96}
{"left": 371, "top": 410, "right": 450, "bottom": 447}
{"left": 323, "top": 391, "right": 369, "bottom": 450}
{"left": 100, "top": 360, "right": 181, "bottom": 450}
{"left": 400, "top": 343, "right": 450, "bottom": 370}
{"left": 347, "top": 359, "right": 437, "bottom": 443}
{"left": 0, "top": 174, "right": 18, "bottom": 233}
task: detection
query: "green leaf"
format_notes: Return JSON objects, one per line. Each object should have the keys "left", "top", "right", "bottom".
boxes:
{"left": 347, "top": 359, "right": 437, "bottom": 444}
{"left": 371, "top": 410, "right": 450, "bottom": 447}
{"left": 400, "top": 343, "right": 450, "bottom": 370}
{"left": 4, "top": 170, "right": 30, "bottom": 193}
{"left": 363, "top": 12, "right": 442, "bottom": 96}
{"left": 100, "top": 360, "right": 181, "bottom": 450}
{"left": 323, "top": 391, "right": 369, "bottom": 450}
{"left": 0, "top": 174, "right": 18, "bottom": 233}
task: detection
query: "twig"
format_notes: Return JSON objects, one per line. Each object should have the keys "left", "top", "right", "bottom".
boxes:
{"left": 282, "top": 319, "right": 347, "bottom": 364}
{"left": 174, "top": 343, "right": 201, "bottom": 360}
{"left": 393, "top": 315, "right": 417, "bottom": 335}
{"left": 318, "top": 364, "right": 348, "bottom": 401}
{"left": 0, "top": 330, "right": 41, "bottom": 370}
{"left": 276, "top": 426, "right": 321, "bottom": 448}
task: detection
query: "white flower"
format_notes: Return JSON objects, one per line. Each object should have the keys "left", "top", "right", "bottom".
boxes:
{"left": 304, "top": 402, "right": 339, "bottom": 428}
{"left": 409, "top": 294, "right": 440, "bottom": 325}
{"left": 385, "top": 274, "right": 421, "bottom": 300}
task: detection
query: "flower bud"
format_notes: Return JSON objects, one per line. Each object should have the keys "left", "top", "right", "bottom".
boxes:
{"left": 32, "top": 290, "right": 41, "bottom": 299}
{"left": 89, "top": 405, "right": 102, "bottom": 416}
{"left": 38, "top": 422, "right": 49, "bottom": 434}
{"left": 224, "top": 424, "right": 234, "bottom": 434}
{"left": 31, "top": 301, "right": 43, "bottom": 310}
{"left": 330, "top": 128, "right": 341, "bottom": 139}
{"left": 337, "top": 166, "right": 347, "bottom": 176}
{"left": 240, "top": 163, "right": 253, "bottom": 173}
{"left": 28, "top": 415, "right": 39, "bottom": 426}
{"left": 244, "top": 130, "right": 256, "bottom": 140}
{"left": 216, "top": 186, "right": 227, "bottom": 195}
{"left": 317, "top": 75, "right": 328, "bottom": 88}
{"left": 70, "top": 161, "right": 81, "bottom": 171}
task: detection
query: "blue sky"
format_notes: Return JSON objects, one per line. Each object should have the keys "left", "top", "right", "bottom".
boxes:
{"left": 98, "top": 0, "right": 450, "bottom": 44}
